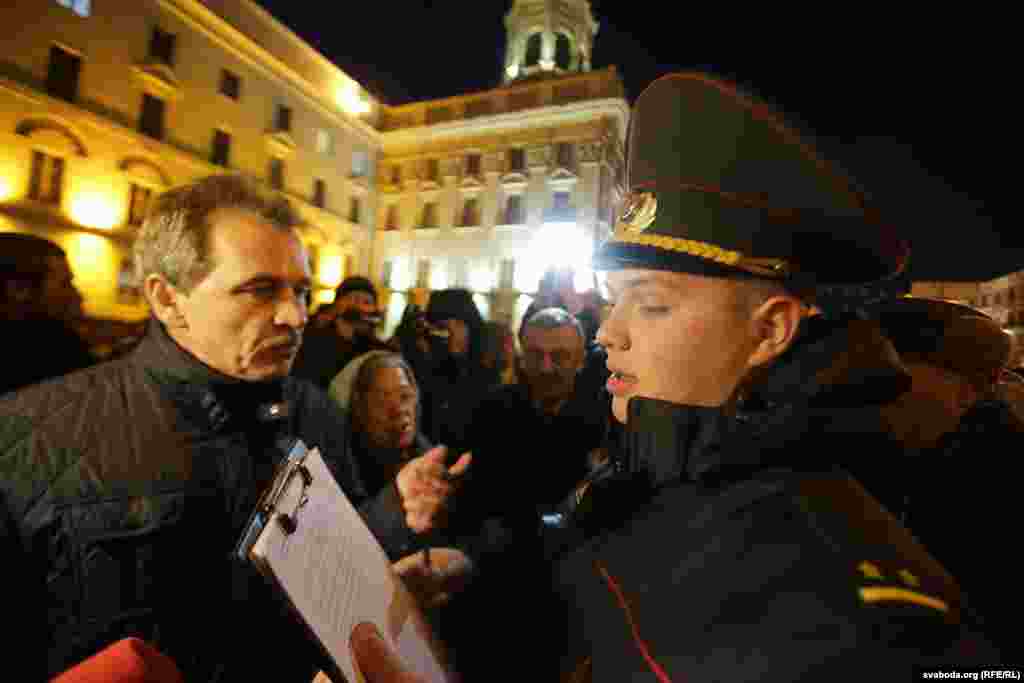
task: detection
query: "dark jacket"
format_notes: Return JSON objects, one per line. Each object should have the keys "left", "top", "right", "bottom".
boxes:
{"left": 901, "top": 397, "right": 1024, "bottom": 654}
{"left": 465, "top": 369, "right": 610, "bottom": 517}
{"left": 548, "top": 317, "right": 999, "bottom": 681}
{"left": 290, "top": 323, "right": 391, "bottom": 389}
{"left": 0, "top": 316, "right": 95, "bottom": 396}
{"left": 405, "top": 351, "right": 499, "bottom": 457}
{"left": 0, "top": 320, "right": 415, "bottom": 681}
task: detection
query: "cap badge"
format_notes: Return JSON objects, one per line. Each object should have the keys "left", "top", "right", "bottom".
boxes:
{"left": 616, "top": 191, "right": 658, "bottom": 234}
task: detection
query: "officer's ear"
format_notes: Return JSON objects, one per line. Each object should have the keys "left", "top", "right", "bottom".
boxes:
{"left": 745, "top": 294, "right": 805, "bottom": 369}
{"left": 144, "top": 274, "right": 188, "bottom": 330}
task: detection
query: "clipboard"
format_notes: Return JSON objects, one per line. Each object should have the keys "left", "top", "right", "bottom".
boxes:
{"left": 237, "top": 439, "right": 450, "bottom": 683}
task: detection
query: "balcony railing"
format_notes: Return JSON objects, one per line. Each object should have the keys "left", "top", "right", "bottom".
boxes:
{"left": 379, "top": 67, "right": 624, "bottom": 132}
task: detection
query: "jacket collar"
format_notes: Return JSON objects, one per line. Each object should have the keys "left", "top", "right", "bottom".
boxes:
{"left": 620, "top": 316, "right": 910, "bottom": 488}
{"left": 131, "top": 318, "right": 290, "bottom": 433}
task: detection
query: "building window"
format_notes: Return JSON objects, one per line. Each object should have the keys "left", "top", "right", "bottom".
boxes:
{"left": 500, "top": 258, "right": 515, "bottom": 289}
{"left": 148, "top": 27, "right": 176, "bottom": 67}
{"left": 426, "top": 159, "right": 440, "bottom": 182}
{"left": 46, "top": 45, "right": 81, "bottom": 103}
{"left": 128, "top": 184, "right": 153, "bottom": 226}
{"left": 508, "top": 148, "right": 525, "bottom": 173}
{"left": 384, "top": 205, "right": 399, "bottom": 230}
{"left": 466, "top": 153, "right": 481, "bottom": 177}
{"left": 211, "top": 129, "right": 231, "bottom": 167}
{"left": 556, "top": 142, "right": 575, "bottom": 169}
{"left": 505, "top": 195, "right": 524, "bottom": 225}
{"left": 419, "top": 202, "right": 438, "bottom": 229}
{"left": 139, "top": 93, "right": 166, "bottom": 140}
{"left": 461, "top": 197, "right": 480, "bottom": 227}
{"left": 390, "top": 165, "right": 402, "bottom": 185}
{"left": 219, "top": 69, "right": 241, "bottom": 100}
{"left": 555, "top": 34, "right": 573, "bottom": 70}
{"left": 525, "top": 33, "right": 542, "bottom": 67}
{"left": 416, "top": 259, "right": 431, "bottom": 289}
{"left": 268, "top": 157, "right": 284, "bottom": 190}
{"left": 28, "top": 150, "right": 64, "bottom": 205}
{"left": 275, "top": 104, "right": 292, "bottom": 133}
{"left": 316, "top": 129, "right": 334, "bottom": 156}
{"left": 56, "top": 0, "right": 90, "bottom": 17}
{"left": 351, "top": 149, "right": 369, "bottom": 178}
{"left": 313, "top": 179, "right": 326, "bottom": 209}
{"left": 348, "top": 197, "right": 361, "bottom": 224}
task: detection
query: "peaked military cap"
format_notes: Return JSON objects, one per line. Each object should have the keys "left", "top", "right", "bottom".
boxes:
{"left": 595, "top": 72, "right": 909, "bottom": 285}
{"left": 870, "top": 297, "right": 1011, "bottom": 381}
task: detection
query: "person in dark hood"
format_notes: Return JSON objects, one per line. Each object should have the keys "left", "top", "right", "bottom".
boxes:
{"left": 398, "top": 288, "right": 500, "bottom": 455}
{"left": 290, "top": 275, "right": 390, "bottom": 388}
{"left": 0, "top": 232, "right": 94, "bottom": 395}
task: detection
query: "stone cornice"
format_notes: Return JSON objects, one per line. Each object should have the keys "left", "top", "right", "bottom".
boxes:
{"left": 381, "top": 98, "right": 629, "bottom": 148}
{"left": 131, "top": 62, "right": 184, "bottom": 102}
{"left": 159, "top": 0, "right": 380, "bottom": 149}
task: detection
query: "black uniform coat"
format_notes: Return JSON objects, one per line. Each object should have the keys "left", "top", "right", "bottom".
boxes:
{"left": 549, "top": 317, "right": 999, "bottom": 682}
{"left": 0, "top": 320, "right": 415, "bottom": 681}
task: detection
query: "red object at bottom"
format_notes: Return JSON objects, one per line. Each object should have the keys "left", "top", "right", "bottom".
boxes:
{"left": 51, "top": 638, "right": 185, "bottom": 683}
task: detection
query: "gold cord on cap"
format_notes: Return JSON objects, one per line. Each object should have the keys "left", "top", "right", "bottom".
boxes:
{"left": 608, "top": 230, "right": 791, "bottom": 278}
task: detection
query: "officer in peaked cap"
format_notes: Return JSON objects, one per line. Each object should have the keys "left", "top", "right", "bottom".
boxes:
{"left": 540, "top": 72, "right": 1000, "bottom": 683}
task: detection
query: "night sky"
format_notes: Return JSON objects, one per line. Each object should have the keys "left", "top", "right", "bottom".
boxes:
{"left": 256, "top": 1, "right": 1010, "bottom": 282}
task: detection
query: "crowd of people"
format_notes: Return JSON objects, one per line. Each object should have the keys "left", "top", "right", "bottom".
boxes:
{"left": 1, "top": 71, "right": 1019, "bottom": 682}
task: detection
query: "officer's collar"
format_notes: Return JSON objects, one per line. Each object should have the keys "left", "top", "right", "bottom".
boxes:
{"left": 133, "top": 318, "right": 290, "bottom": 432}
{"left": 620, "top": 317, "right": 908, "bottom": 487}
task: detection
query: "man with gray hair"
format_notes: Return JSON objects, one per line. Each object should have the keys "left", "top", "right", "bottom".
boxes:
{"left": 0, "top": 174, "right": 464, "bottom": 681}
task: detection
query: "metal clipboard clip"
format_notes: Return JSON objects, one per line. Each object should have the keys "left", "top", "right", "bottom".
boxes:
{"left": 235, "top": 437, "right": 315, "bottom": 561}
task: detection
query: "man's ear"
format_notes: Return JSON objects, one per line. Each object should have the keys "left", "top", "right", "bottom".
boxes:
{"left": 746, "top": 295, "right": 805, "bottom": 370}
{"left": 143, "top": 274, "right": 188, "bottom": 330}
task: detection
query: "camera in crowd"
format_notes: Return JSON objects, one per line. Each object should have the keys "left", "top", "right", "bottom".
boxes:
{"left": 337, "top": 308, "right": 384, "bottom": 326}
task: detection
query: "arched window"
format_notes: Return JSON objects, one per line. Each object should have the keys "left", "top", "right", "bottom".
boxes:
{"left": 525, "top": 33, "right": 542, "bottom": 66}
{"left": 555, "top": 34, "right": 573, "bottom": 70}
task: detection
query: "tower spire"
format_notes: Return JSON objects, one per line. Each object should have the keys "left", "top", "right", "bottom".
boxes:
{"left": 503, "top": 0, "right": 599, "bottom": 84}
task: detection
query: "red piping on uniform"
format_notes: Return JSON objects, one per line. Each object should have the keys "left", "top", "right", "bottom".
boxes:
{"left": 594, "top": 560, "right": 675, "bottom": 683}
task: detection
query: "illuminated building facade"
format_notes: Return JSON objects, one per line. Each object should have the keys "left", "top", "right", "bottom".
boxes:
{"left": 375, "top": 0, "right": 627, "bottom": 332}
{"left": 1, "top": 0, "right": 626, "bottom": 339}
{"left": 0, "top": 0, "right": 379, "bottom": 323}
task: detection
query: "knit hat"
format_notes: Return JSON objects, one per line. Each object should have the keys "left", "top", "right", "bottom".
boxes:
{"left": 334, "top": 276, "right": 377, "bottom": 303}
{"left": 327, "top": 350, "right": 394, "bottom": 413}
{"left": 425, "top": 288, "right": 483, "bottom": 330}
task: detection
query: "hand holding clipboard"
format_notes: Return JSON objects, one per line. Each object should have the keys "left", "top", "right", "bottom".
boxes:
{"left": 238, "top": 439, "right": 452, "bottom": 683}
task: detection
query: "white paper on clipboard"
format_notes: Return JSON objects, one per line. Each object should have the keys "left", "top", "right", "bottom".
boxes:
{"left": 247, "top": 444, "right": 449, "bottom": 683}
